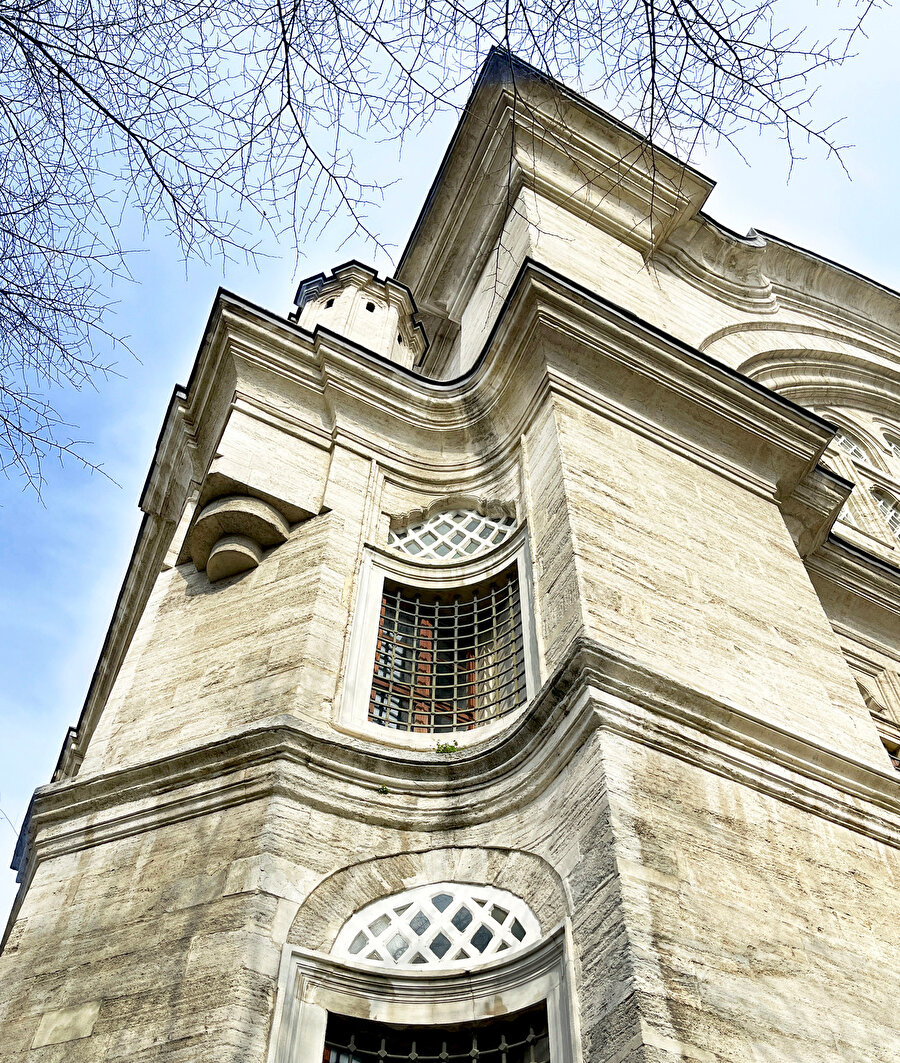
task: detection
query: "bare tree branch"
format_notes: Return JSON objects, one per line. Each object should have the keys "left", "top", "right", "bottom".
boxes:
{"left": 0, "top": 0, "right": 885, "bottom": 492}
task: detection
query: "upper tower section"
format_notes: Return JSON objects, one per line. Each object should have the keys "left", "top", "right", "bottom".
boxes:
{"left": 291, "top": 261, "right": 428, "bottom": 369}
{"left": 397, "top": 50, "right": 900, "bottom": 390}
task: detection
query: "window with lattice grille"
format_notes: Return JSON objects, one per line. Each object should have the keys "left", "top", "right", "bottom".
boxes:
{"left": 332, "top": 882, "right": 540, "bottom": 968}
{"left": 873, "top": 489, "right": 900, "bottom": 540}
{"left": 267, "top": 926, "right": 574, "bottom": 1063}
{"left": 323, "top": 1004, "right": 551, "bottom": 1063}
{"left": 340, "top": 510, "right": 537, "bottom": 745}
{"left": 834, "top": 431, "right": 868, "bottom": 462}
{"left": 388, "top": 509, "right": 515, "bottom": 562}
{"left": 368, "top": 565, "right": 526, "bottom": 733}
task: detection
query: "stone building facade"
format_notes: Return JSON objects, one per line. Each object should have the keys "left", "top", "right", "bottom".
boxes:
{"left": 2, "top": 52, "right": 900, "bottom": 1062}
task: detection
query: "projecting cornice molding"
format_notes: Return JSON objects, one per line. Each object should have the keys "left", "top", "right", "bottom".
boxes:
{"left": 397, "top": 51, "right": 713, "bottom": 322}
{"left": 663, "top": 219, "right": 900, "bottom": 345}
{"left": 13, "top": 637, "right": 900, "bottom": 921}
{"left": 807, "top": 535, "right": 900, "bottom": 626}
{"left": 141, "top": 264, "right": 841, "bottom": 508}
{"left": 51, "top": 263, "right": 851, "bottom": 787}
{"left": 219, "top": 261, "right": 836, "bottom": 485}
{"left": 781, "top": 465, "right": 852, "bottom": 558}
{"left": 394, "top": 53, "right": 900, "bottom": 361}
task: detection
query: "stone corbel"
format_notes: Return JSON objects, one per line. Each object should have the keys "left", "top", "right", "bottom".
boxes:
{"left": 187, "top": 494, "right": 291, "bottom": 581}
{"left": 781, "top": 463, "right": 852, "bottom": 558}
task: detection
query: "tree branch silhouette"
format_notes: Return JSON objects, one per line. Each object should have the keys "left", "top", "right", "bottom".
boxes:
{"left": 0, "top": 0, "right": 883, "bottom": 491}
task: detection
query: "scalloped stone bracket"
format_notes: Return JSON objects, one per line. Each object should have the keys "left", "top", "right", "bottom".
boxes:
{"left": 187, "top": 495, "right": 291, "bottom": 581}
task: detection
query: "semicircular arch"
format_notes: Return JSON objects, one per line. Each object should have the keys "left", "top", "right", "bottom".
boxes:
{"left": 698, "top": 322, "right": 900, "bottom": 418}
{"left": 287, "top": 846, "right": 568, "bottom": 953}
{"left": 816, "top": 412, "right": 884, "bottom": 470}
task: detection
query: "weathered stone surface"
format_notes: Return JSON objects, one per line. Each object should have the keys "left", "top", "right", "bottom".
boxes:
{"left": 3, "top": 52, "right": 900, "bottom": 1063}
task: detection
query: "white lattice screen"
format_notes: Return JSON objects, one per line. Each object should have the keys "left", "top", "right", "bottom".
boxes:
{"left": 388, "top": 510, "right": 515, "bottom": 562}
{"left": 874, "top": 490, "right": 900, "bottom": 538}
{"left": 834, "top": 431, "right": 867, "bottom": 462}
{"left": 332, "top": 882, "right": 540, "bottom": 968}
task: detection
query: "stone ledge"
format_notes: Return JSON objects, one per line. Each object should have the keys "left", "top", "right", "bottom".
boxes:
{"left": 14, "top": 638, "right": 900, "bottom": 899}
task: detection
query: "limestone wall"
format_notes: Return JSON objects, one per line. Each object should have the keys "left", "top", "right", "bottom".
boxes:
{"left": 3, "top": 691, "right": 898, "bottom": 1061}
{"left": 551, "top": 394, "right": 888, "bottom": 766}
{"left": 603, "top": 731, "right": 900, "bottom": 1060}
{"left": 4, "top": 63, "right": 900, "bottom": 1059}
{"left": 80, "top": 512, "right": 349, "bottom": 776}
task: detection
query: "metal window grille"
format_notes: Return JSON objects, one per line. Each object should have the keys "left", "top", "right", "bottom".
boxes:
{"left": 388, "top": 510, "right": 516, "bottom": 562}
{"left": 323, "top": 1004, "right": 551, "bottom": 1063}
{"left": 873, "top": 490, "right": 900, "bottom": 539}
{"left": 332, "top": 882, "right": 540, "bottom": 968}
{"left": 834, "top": 431, "right": 867, "bottom": 462}
{"left": 837, "top": 501, "right": 858, "bottom": 528}
{"left": 369, "top": 565, "right": 526, "bottom": 733}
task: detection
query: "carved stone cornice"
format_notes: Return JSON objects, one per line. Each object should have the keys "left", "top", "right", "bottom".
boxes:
{"left": 396, "top": 50, "right": 713, "bottom": 322}
{"left": 781, "top": 465, "right": 852, "bottom": 558}
{"left": 51, "top": 262, "right": 849, "bottom": 788}
{"left": 394, "top": 54, "right": 900, "bottom": 369}
{"left": 659, "top": 217, "right": 778, "bottom": 314}
{"left": 662, "top": 218, "right": 900, "bottom": 355}
{"left": 806, "top": 534, "right": 900, "bottom": 618}
{"left": 16, "top": 637, "right": 900, "bottom": 915}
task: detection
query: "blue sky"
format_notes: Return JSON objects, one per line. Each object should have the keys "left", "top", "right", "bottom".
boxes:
{"left": 3, "top": 8, "right": 900, "bottom": 923}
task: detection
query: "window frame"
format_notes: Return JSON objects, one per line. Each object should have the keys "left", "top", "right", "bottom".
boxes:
{"left": 265, "top": 926, "right": 578, "bottom": 1063}
{"left": 370, "top": 569, "right": 526, "bottom": 735}
{"left": 872, "top": 488, "right": 900, "bottom": 541}
{"left": 338, "top": 522, "right": 540, "bottom": 749}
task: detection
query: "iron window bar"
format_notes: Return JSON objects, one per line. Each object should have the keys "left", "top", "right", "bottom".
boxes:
{"left": 369, "top": 565, "right": 527, "bottom": 733}
{"left": 323, "top": 1004, "right": 550, "bottom": 1063}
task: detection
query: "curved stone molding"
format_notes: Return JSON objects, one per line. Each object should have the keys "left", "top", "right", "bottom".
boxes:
{"left": 286, "top": 847, "right": 568, "bottom": 954}
{"left": 702, "top": 329, "right": 900, "bottom": 419}
{"left": 661, "top": 217, "right": 778, "bottom": 314}
{"left": 187, "top": 495, "right": 290, "bottom": 581}
{"left": 15, "top": 637, "right": 900, "bottom": 901}
{"left": 206, "top": 534, "right": 264, "bottom": 582}
{"left": 389, "top": 495, "right": 516, "bottom": 531}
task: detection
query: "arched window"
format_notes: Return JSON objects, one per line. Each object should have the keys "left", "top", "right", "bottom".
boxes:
{"left": 323, "top": 1003, "right": 550, "bottom": 1063}
{"left": 332, "top": 882, "right": 540, "bottom": 967}
{"left": 341, "top": 507, "right": 538, "bottom": 746}
{"left": 370, "top": 566, "right": 526, "bottom": 734}
{"left": 872, "top": 489, "right": 900, "bottom": 540}
{"left": 833, "top": 430, "right": 868, "bottom": 463}
{"left": 268, "top": 883, "right": 576, "bottom": 1063}
{"left": 388, "top": 509, "right": 516, "bottom": 561}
